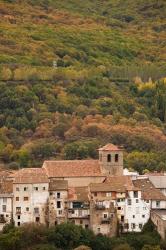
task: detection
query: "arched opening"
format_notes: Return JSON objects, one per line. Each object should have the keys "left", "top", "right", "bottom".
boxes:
{"left": 107, "top": 154, "right": 111, "bottom": 162}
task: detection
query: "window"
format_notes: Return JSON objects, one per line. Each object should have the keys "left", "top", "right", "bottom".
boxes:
{"left": 156, "top": 201, "right": 160, "bottom": 208}
{"left": 134, "top": 191, "right": 138, "bottom": 198}
{"left": 26, "top": 207, "right": 29, "bottom": 212}
{"left": 128, "top": 199, "right": 132, "bottom": 205}
{"left": 121, "top": 215, "right": 124, "bottom": 222}
{"left": 2, "top": 205, "right": 6, "bottom": 212}
{"left": 57, "top": 192, "right": 60, "bottom": 199}
{"left": 43, "top": 187, "right": 46, "bottom": 190}
{"left": 94, "top": 192, "right": 97, "bottom": 197}
{"left": 115, "top": 154, "right": 119, "bottom": 162}
{"left": 133, "top": 215, "right": 135, "bottom": 218}
{"left": 17, "top": 215, "right": 20, "bottom": 220}
{"left": 107, "top": 154, "right": 111, "bottom": 162}
{"left": 3, "top": 198, "right": 7, "bottom": 203}
{"left": 16, "top": 207, "right": 21, "bottom": 214}
{"left": 58, "top": 210, "right": 62, "bottom": 215}
{"left": 124, "top": 223, "right": 129, "bottom": 229}
{"left": 131, "top": 223, "right": 135, "bottom": 229}
{"left": 16, "top": 197, "right": 19, "bottom": 201}
{"left": 17, "top": 222, "right": 20, "bottom": 226}
{"left": 142, "top": 215, "right": 145, "bottom": 218}
{"left": 34, "top": 187, "right": 38, "bottom": 191}
{"left": 139, "top": 224, "right": 143, "bottom": 229}
{"left": 49, "top": 192, "right": 53, "bottom": 195}
{"left": 136, "top": 199, "right": 139, "bottom": 203}
{"left": 24, "top": 187, "right": 28, "bottom": 191}
{"left": 146, "top": 200, "right": 149, "bottom": 203}
{"left": 104, "top": 213, "right": 108, "bottom": 218}
{"left": 57, "top": 201, "right": 61, "bottom": 209}
{"left": 118, "top": 207, "right": 121, "bottom": 210}
{"left": 24, "top": 197, "right": 29, "bottom": 201}
{"left": 16, "top": 187, "right": 19, "bottom": 191}
{"left": 34, "top": 207, "right": 39, "bottom": 214}
{"left": 106, "top": 192, "right": 112, "bottom": 197}
{"left": 36, "top": 217, "right": 40, "bottom": 222}
{"left": 80, "top": 220, "right": 83, "bottom": 224}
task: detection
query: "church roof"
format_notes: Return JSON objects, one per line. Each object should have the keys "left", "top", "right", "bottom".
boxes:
{"left": 43, "top": 160, "right": 104, "bottom": 178}
{"left": 98, "top": 144, "right": 123, "bottom": 151}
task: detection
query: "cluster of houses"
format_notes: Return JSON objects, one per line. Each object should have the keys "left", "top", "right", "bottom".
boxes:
{"left": 1, "top": 143, "right": 166, "bottom": 239}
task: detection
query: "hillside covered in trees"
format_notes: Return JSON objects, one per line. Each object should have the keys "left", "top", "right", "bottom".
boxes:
{"left": 0, "top": 0, "right": 166, "bottom": 173}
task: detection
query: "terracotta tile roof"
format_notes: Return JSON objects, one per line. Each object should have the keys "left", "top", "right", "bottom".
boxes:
{"left": 133, "top": 178, "right": 166, "bottom": 201}
{"left": 98, "top": 143, "right": 123, "bottom": 151}
{"left": 68, "top": 186, "right": 89, "bottom": 201}
{"left": 104, "top": 176, "right": 138, "bottom": 191}
{"left": 13, "top": 168, "right": 48, "bottom": 184}
{"left": 43, "top": 160, "right": 104, "bottom": 178}
{"left": 148, "top": 176, "right": 166, "bottom": 189}
{"left": 89, "top": 182, "right": 126, "bottom": 193}
{"left": 0, "top": 180, "right": 13, "bottom": 195}
{"left": 49, "top": 180, "right": 68, "bottom": 191}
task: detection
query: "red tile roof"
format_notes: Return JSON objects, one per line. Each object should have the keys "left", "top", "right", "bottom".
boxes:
{"left": 13, "top": 168, "right": 48, "bottom": 184}
{"left": 104, "top": 176, "right": 137, "bottom": 190}
{"left": 98, "top": 144, "right": 123, "bottom": 151}
{"left": 43, "top": 160, "right": 104, "bottom": 178}
{"left": 68, "top": 187, "right": 89, "bottom": 201}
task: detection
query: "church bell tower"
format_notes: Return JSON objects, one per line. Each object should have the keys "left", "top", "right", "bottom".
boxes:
{"left": 99, "top": 144, "right": 124, "bottom": 176}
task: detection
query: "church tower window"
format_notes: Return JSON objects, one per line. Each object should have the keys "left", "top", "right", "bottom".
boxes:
{"left": 115, "top": 154, "right": 119, "bottom": 162}
{"left": 107, "top": 154, "right": 111, "bottom": 162}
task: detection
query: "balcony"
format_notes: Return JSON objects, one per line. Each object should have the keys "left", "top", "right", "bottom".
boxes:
{"left": 101, "top": 217, "right": 112, "bottom": 224}
{"left": 95, "top": 204, "right": 106, "bottom": 210}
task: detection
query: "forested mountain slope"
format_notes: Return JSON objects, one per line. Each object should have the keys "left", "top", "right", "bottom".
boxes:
{"left": 0, "top": 0, "right": 166, "bottom": 173}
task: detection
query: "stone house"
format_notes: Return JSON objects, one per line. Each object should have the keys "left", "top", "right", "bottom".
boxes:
{"left": 49, "top": 180, "right": 68, "bottom": 226}
{"left": 12, "top": 168, "right": 49, "bottom": 227}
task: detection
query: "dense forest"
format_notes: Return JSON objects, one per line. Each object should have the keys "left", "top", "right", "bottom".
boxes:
{"left": 0, "top": 220, "right": 165, "bottom": 250}
{"left": 0, "top": 0, "right": 166, "bottom": 173}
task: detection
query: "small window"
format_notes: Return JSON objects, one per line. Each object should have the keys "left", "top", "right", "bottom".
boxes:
{"left": 104, "top": 213, "right": 108, "bottom": 218}
{"left": 94, "top": 192, "right": 97, "bottom": 197}
{"left": 106, "top": 192, "right": 112, "bottom": 197}
{"left": 134, "top": 191, "right": 138, "bottom": 198}
{"left": 115, "top": 154, "right": 119, "bottom": 162}
{"left": 16, "top": 187, "right": 19, "bottom": 191}
{"left": 34, "top": 187, "right": 38, "bottom": 191}
{"left": 80, "top": 220, "right": 83, "bottom": 224}
{"left": 58, "top": 210, "right": 62, "bottom": 215}
{"left": 24, "top": 187, "right": 28, "bottom": 191}
{"left": 136, "top": 199, "right": 139, "bottom": 203}
{"left": 17, "top": 215, "right": 20, "bottom": 220}
{"left": 6, "top": 214, "right": 9, "bottom": 217}
{"left": 26, "top": 207, "right": 29, "bottom": 212}
{"left": 142, "top": 215, "right": 145, "bottom": 218}
{"left": 107, "top": 154, "right": 111, "bottom": 162}
{"left": 57, "top": 192, "right": 60, "bottom": 199}
{"left": 57, "top": 201, "right": 61, "bottom": 209}
{"left": 133, "top": 215, "right": 135, "bottom": 218}
{"left": 124, "top": 223, "right": 129, "bottom": 229}
{"left": 24, "top": 197, "right": 29, "bottom": 201}
{"left": 36, "top": 217, "right": 40, "bottom": 222}
{"left": 16, "top": 207, "right": 21, "bottom": 213}
{"left": 43, "top": 187, "right": 46, "bottom": 190}
{"left": 16, "top": 197, "right": 19, "bottom": 201}
{"left": 49, "top": 192, "right": 53, "bottom": 195}
{"left": 17, "top": 222, "right": 20, "bottom": 226}
{"left": 121, "top": 215, "right": 124, "bottom": 222}
{"left": 128, "top": 199, "right": 132, "bottom": 205}
{"left": 118, "top": 207, "right": 121, "bottom": 210}
{"left": 3, "top": 198, "right": 7, "bottom": 203}
{"left": 139, "top": 224, "right": 143, "bottom": 229}
{"left": 131, "top": 223, "right": 135, "bottom": 229}
{"left": 146, "top": 200, "right": 149, "bottom": 203}
{"left": 156, "top": 201, "right": 160, "bottom": 208}
{"left": 2, "top": 205, "right": 6, "bottom": 212}
{"left": 34, "top": 207, "right": 39, "bottom": 214}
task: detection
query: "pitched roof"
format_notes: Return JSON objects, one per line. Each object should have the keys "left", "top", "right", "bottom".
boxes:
{"left": 68, "top": 186, "right": 89, "bottom": 201}
{"left": 133, "top": 178, "right": 166, "bottom": 201}
{"left": 98, "top": 144, "right": 123, "bottom": 151}
{"left": 49, "top": 180, "right": 68, "bottom": 191}
{"left": 104, "top": 176, "right": 137, "bottom": 191}
{"left": 43, "top": 160, "right": 104, "bottom": 178}
{"left": 89, "top": 182, "right": 126, "bottom": 193}
{"left": 0, "top": 180, "right": 13, "bottom": 195}
{"left": 13, "top": 168, "right": 48, "bottom": 184}
{"left": 148, "top": 176, "right": 166, "bottom": 189}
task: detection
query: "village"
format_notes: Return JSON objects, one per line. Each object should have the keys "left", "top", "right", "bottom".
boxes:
{"left": 0, "top": 143, "right": 166, "bottom": 240}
